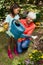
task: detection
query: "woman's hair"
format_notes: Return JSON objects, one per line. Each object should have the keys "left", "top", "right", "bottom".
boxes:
{"left": 10, "top": 3, "right": 20, "bottom": 15}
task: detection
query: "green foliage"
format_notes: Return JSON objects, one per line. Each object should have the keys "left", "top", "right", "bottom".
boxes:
{"left": 0, "top": 0, "right": 43, "bottom": 22}
{"left": 0, "top": 0, "right": 14, "bottom": 21}
{"left": 12, "top": 50, "right": 43, "bottom": 65}
{"left": 28, "top": 50, "right": 43, "bottom": 65}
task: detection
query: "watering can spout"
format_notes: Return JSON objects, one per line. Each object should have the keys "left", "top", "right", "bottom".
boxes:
{"left": 20, "top": 34, "right": 31, "bottom": 38}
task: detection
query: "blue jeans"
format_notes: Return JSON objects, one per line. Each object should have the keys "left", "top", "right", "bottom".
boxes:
{"left": 17, "top": 39, "right": 30, "bottom": 53}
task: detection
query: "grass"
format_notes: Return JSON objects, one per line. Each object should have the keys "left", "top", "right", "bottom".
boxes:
{"left": 0, "top": 32, "right": 33, "bottom": 65}
{"left": 0, "top": 29, "right": 43, "bottom": 65}
{"left": 0, "top": 33, "right": 12, "bottom": 65}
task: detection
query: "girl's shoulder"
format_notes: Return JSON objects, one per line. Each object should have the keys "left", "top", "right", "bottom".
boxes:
{"left": 7, "top": 14, "right": 20, "bottom": 19}
{"left": 5, "top": 14, "right": 13, "bottom": 22}
{"left": 6, "top": 14, "right": 20, "bottom": 20}
{"left": 6, "top": 14, "right": 11, "bottom": 19}
{"left": 6, "top": 14, "right": 12, "bottom": 18}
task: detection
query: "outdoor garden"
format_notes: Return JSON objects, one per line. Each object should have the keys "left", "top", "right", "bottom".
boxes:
{"left": 0, "top": 0, "right": 43, "bottom": 65}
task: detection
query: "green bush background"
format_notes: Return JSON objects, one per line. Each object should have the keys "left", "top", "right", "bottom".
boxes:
{"left": 0, "top": 0, "right": 43, "bottom": 21}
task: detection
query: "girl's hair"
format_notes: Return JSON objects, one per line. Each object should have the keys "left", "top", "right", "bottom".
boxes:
{"left": 10, "top": 3, "right": 20, "bottom": 15}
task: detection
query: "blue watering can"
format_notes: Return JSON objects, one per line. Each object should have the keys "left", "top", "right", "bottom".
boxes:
{"left": 10, "top": 19, "right": 29, "bottom": 39}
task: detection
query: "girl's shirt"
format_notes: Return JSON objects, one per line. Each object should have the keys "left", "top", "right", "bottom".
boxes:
{"left": 5, "top": 14, "right": 20, "bottom": 37}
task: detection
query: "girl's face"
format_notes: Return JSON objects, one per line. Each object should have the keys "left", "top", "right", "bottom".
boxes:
{"left": 13, "top": 8, "right": 20, "bottom": 15}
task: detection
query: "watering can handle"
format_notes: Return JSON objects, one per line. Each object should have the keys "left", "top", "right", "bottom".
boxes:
{"left": 12, "top": 19, "right": 16, "bottom": 24}
{"left": 12, "top": 19, "right": 20, "bottom": 24}
{"left": 12, "top": 19, "right": 25, "bottom": 29}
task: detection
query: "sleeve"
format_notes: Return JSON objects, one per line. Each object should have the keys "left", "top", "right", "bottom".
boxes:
{"left": 5, "top": 15, "right": 10, "bottom": 23}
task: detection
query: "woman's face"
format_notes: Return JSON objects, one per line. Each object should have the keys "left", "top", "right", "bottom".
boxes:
{"left": 13, "top": 8, "right": 20, "bottom": 15}
{"left": 26, "top": 17, "right": 33, "bottom": 24}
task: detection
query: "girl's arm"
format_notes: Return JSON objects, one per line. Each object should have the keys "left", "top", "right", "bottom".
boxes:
{"left": 2, "top": 15, "right": 10, "bottom": 30}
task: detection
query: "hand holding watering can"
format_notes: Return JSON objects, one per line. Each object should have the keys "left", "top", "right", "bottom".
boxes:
{"left": 10, "top": 19, "right": 38, "bottom": 39}
{"left": 10, "top": 19, "right": 29, "bottom": 39}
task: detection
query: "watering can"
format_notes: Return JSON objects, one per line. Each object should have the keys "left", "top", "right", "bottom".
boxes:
{"left": 10, "top": 19, "right": 29, "bottom": 39}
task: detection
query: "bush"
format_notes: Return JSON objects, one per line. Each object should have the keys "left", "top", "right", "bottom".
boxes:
{"left": 28, "top": 50, "right": 43, "bottom": 65}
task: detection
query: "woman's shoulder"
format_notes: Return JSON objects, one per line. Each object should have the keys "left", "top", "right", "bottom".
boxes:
{"left": 20, "top": 19, "right": 26, "bottom": 22}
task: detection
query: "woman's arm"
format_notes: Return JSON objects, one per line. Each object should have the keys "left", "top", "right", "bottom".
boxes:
{"left": 20, "top": 33, "right": 31, "bottom": 38}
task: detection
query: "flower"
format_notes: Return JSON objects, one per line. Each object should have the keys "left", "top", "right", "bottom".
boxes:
{"left": 32, "top": 50, "right": 38, "bottom": 53}
{"left": 30, "top": 56, "right": 33, "bottom": 59}
{"left": 28, "top": 53, "right": 33, "bottom": 59}
{"left": 29, "top": 53, "right": 32, "bottom": 57}
{"left": 40, "top": 55, "right": 43, "bottom": 59}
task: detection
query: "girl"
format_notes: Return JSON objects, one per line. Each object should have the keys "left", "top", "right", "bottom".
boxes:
{"left": 2, "top": 3, "right": 20, "bottom": 59}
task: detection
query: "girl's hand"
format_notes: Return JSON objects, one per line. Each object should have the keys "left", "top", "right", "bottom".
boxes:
{"left": 0, "top": 22, "right": 9, "bottom": 32}
{"left": 3, "top": 23, "right": 9, "bottom": 30}
{"left": 1, "top": 22, "right": 9, "bottom": 31}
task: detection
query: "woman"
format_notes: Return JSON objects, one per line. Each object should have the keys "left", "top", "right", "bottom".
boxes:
{"left": 17, "top": 12, "right": 37, "bottom": 53}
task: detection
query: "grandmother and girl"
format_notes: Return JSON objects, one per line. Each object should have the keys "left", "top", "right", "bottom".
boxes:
{"left": 2, "top": 3, "right": 37, "bottom": 59}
